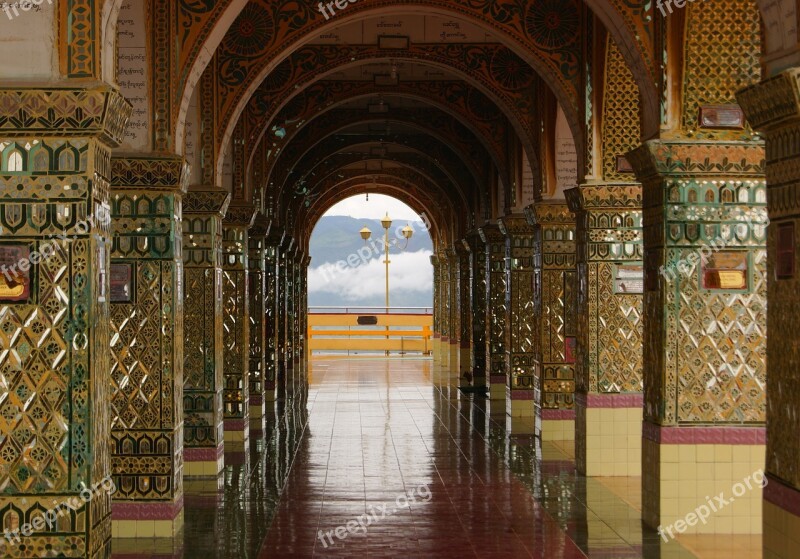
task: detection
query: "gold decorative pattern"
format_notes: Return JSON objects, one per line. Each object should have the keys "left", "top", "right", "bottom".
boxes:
{"left": 680, "top": 0, "right": 762, "bottom": 141}
{"left": 479, "top": 225, "right": 508, "bottom": 389}
{"left": 601, "top": 38, "right": 641, "bottom": 182}
{"left": 566, "top": 185, "right": 644, "bottom": 394}
{"left": 109, "top": 155, "right": 186, "bottom": 502}
{"left": 0, "top": 82, "right": 130, "bottom": 557}
{"left": 740, "top": 69, "right": 800, "bottom": 491}
{"left": 499, "top": 216, "right": 537, "bottom": 393}
{"left": 182, "top": 187, "right": 229, "bottom": 452}
{"left": 526, "top": 204, "right": 577, "bottom": 411}
{"left": 629, "top": 140, "right": 766, "bottom": 425}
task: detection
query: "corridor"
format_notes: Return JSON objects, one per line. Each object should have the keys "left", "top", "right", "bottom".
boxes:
{"left": 111, "top": 359, "right": 754, "bottom": 558}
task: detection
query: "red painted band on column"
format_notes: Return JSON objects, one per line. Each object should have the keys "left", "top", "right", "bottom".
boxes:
{"left": 641, "top": 421, "right": 766, "bottom": 444}
{"left": 764, "top": 473, "right": 800, "bottom": 518}
{"left": 541, "top": 409, "right": 576, "bottom": 420}
{"left": 574, "top": 392, "right": 643, "bottom": 408}
{"left": 112, "top": 494, "right": 184, "bottom": 521}
{"left": 184, "top": 444, "right": 224, "bottom": 462}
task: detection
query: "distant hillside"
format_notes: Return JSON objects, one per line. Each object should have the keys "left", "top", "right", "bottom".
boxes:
{"left": 309, "top": 216, "right": 433, "bottom": 266}
{"left": 308, "top": 216, "right": 434, "bottom": 309}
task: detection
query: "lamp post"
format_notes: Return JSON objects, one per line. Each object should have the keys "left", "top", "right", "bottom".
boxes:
{"left": 360, "top": 213, "right": 414, "bottom": 355}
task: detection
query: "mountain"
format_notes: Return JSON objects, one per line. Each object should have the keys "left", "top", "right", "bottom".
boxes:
{"left": 308, "top": 216, "right": 434, "bottom": 309}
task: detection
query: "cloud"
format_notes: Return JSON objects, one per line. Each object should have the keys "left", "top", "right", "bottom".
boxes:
{"left": 324, "top": 194, "right": 422, "bottom": 222}
{"left": 309, "top": 249, "right": 433, "bottom": 301}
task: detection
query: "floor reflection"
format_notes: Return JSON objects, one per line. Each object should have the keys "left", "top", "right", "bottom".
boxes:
{"left": 112, "top": 357, "right": 754, "bottom": 558}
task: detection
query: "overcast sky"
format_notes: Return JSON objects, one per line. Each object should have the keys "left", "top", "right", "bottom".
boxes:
{"left": 324, "top": 194, "right": 424, "bottom": 222}
{"left": 309, "top": 195, "right": 433, "bottom": 307}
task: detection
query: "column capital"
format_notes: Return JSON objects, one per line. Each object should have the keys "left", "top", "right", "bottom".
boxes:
{"left": 627, "top": 140, "right": 765, "bottom": 182}
{"left": 738, "top": 67, "right": 800, "bottom": 131}
{"left": 477, "top": 223, "right": 504, "bottom": 244}
{"left": 498, "top": 214, "right": 533, "bottom": 238}
{"left": 565, "top": 184, "right": 643, "bottom": 213}
{"left": 111, "top": 153, "right": 190, "bottom": 193}
{"left": 249, "top": 213, "right": 270, "bottom": 239}
{"left": 224, "top": 203, "right": 258, "bottom": 227}
{"left": 523, "top": 202, "right": 574, "bottom": 227}
{"left": 0, "top": 83, "right": 132, "bottom": 146}
{"left": 184, "top": 186, "right": 231, "bottom": 218}
{"left": 462, "top": 230, "right": 484, "bottom": 253}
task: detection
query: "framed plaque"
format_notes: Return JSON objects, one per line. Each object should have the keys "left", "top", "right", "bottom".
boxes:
{"left": 0, "top": 245, "right": 31, "bottom": 302}
{"left": 614, "top": 265, "right": 644, "bottom": 294}
{"left": 110, "top": 263, "right": 133, "bottom": 303}
{"left": 701, "top": 251, "right": 748, "bottom": 291}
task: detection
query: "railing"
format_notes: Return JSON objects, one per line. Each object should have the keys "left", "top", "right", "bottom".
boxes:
{"left": 308, "top": 307, "right": 433, "bottom": 355}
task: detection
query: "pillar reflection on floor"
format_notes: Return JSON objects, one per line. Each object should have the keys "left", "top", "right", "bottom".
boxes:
{"left": 111, "top": 357, "right": 761, "bottom": 558}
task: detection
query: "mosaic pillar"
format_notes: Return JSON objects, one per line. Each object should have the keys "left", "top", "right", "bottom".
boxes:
{"left": 525, "top": 203, "right": 577, "bottom": 442}
{"left": 430, "top": 254, "right": 441, "bottom": 365}
{"left": 108, "top": 154, "right": 188, "bottom": 538}
{"left": 290, "top": 251, "right": 303, "bottom": 396}
{"left": 629, "top": 140, "right": 767, "bottom": 535}
{"left": 499, "top": 216, "right": 536, "bottom": 421}
{"left": 247, "top": 215, "right": 268, "bottom": 423}
{"left": 463, "top": 232, "right": 487, "bottom": 388}
{"left": 455, "top": 245, "right": 472, "bottom": 382}
{"left": 565, "top": 185, "right": 644, "bottom": 477}
{"left": 0, "top": 85, "right": 129, "bottom": 559}
{"left": 479, "top": 224, "right": 507, "bottom": 403}
{"left": 740, "top": 68, "right": 800, "bottom": 557}
{"left": 282, "top": 239, "right": 296, "bottom": 398}
{"left": 437, "top": 251, "right": 451, "bottom": 371}
{"left": 447, "top": 249, "right": 461, "bottom": 380}
{"left": 221, "top": 205, "right": 255, "bottom": 450}
{"left": 182, "top": 187, "right": 230, "bottom": 479}
{"left": 276, "top": 236, "right": 290, "bottom": 399}
{"left": 263, "top": 232, "right": 282, "bottom": 404}
{"left": 298, "top": 255, "right": 311, "bottom": 389}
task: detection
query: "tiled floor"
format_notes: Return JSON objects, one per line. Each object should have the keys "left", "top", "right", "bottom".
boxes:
{"left": 112, "top": 357, "right": 761, "bottom": 558}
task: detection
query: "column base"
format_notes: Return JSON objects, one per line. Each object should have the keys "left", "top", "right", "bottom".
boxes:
{"left": 439, "top": 336, "right": 451, "bottom": 369}
{"left": 263, "top": 383, "right": 277, "bottom": 402}
{"left": 249, "top": 395, "right": 265, "bottom": 421}
{"left": 576, "top": 393, "right": 642, "bottom": 477}
{"left": 449, "top": 341, "right": 459, "bottom": 377}
{"left": 223, "top": 418, "right": 249, "bottom": 449}
{"left": 505, "top": 415, "right": 536, "bottom": 435}
{"left": 507, "top": 388, "right": 535, "bottom": 417}
{"left": 764, "top": 474, "right": 800, "bottom": 558}
{"left": 537, "top": 409, "right": 575, "bottom": 441}
{"left": 183, "top": 444, "right": 224, "bottom": 478}
{"left": 489, "top": 374, "right": 506, "bottom": 401}
{"left": 184, "top": 474, "right": 224, "bottom": 495}
{"left": 112, "top": 497, "right": 184, "bottom": 539}
{"left": 642, "top": 423, "right": 765, "bottom": 536}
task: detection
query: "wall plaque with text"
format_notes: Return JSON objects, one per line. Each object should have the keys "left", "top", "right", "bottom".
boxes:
{"left": 0, "top": 245, "right": 31, "bottom": 302}
{"left": 702, "top": 252, "right": 748, "bottom": 291}
{"left": 110, "top": 263, "right": 133, "bottom": 303}
{"left": 614, "top": 265, "right": 644, "bottom": 294}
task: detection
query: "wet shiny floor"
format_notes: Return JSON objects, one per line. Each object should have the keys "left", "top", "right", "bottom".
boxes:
{"left": 113, "top": 358, "right": 761, "bottom": 558}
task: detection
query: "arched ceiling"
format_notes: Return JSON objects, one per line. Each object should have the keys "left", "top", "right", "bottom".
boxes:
{"left": 175, "top": 0, "right": 665, "bottom": 243}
